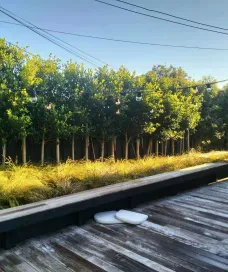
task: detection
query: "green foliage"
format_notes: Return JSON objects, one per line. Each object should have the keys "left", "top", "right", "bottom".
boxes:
{"left": 0, "top": 38, "right": 227, "bottom": 160}
{"left": 0, "top": 39, "right": 31, "bottom": 141}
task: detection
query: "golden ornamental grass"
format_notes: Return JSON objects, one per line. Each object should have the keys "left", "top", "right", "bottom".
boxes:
{"left": 0, "top": 151, "right": 227, "bottom": 209}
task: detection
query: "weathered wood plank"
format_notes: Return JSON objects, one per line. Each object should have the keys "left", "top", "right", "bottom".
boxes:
{"left": 1, "top": 179, "right": 228, "bottom": 272}
{"left": 156, "top": 199, "right": 228, "bottom": 220}
{"left": 197, "top": 186, "right": 228, "bottom": 195}
{"left": 91, "top": 222, "right": 228, "bottom": 272}
{"left": 66, "top": 226, "right": 173, "bottom": 272}
{"left": 173, "top": 194, "right": 228, "bottom": 210}
{"left": 187, "top": 192, "right": 228, "bottom": 204}
{"left": 0, "top": 252, "right": 38, "bottom": 272}
{"left": 137, "top": 204, "right": 228, "bottom": 235}
{"left": 136, "top": 206, "right": 227, "bottom": 241}
{"left": 84, "top": 223, "right": 202, "bottom": 272}
{"left": 192, "top": 187, "right": 228, "bottom": 199}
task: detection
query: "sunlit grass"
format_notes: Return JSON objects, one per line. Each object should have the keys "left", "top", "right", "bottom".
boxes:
{"left": 0, "top": 150, "right": 227, "bottom": 209}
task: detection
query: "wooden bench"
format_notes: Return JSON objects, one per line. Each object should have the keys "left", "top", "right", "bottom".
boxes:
{"left": 0, "top": 162, "right": 228, "bottom": 249}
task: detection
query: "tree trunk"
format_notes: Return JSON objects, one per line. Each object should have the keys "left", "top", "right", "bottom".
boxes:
{"left": 2, "top": 141, "right": 6, "bottom": 165}
{"left": 56, "top": 137, "right": 60, "bottom": 165}
{"left": 15, "top": 155, "right": 18, "bottom": 165}
{"left": 91, "top": 138, "right": 96, "bottom": 160}
{"left": 125, "top": 132, "right": 129, "bottom": 160}
{"left": 155, "top": 140, "right": 159, "bottom": 156}
{"left": 22, "top": 136, "right": 26, "bottom": 164}
{"left": 179, "top": 139, "right": 182, "bottom": 155}
{"left": 85, "top": 135, "right": 89, "bottom": 161}
{"left": 72, "top": 133, "right": 75, "bottom": 161}
{"left": 85, "top": 123, "right": 89, "bottom": 161}
{"left": 161, "top": 141, "right": 164, "bottom": 156}
{"left": 147, "top": 138, "right": 153, "bottom": 156}
{"left": 136, "top": 138, "right": 140, "bottom": 160}
{"left": 111, "top": 137, "right": 116, "bottom": 160}
{"left": 41, "top": 135, "right": 45, "bottom": 166}
{"left": 182, "top": 136, "right": 185, "bottom": 153}
{"left": 164, "top": 140, "right": 167, "bottom": 156}
{"left": 171, "top": 139, "right": 175, "bottom": 156}
{"left": 187, "top": 128, "right": 190, "bottom": 152}
{"left": 100, "top": 139, "right": 105, "bottom": 162}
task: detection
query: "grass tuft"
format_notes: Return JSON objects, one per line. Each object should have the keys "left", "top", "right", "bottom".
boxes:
{"left": 0, "top": 150, "right": 227, "bottom": 209}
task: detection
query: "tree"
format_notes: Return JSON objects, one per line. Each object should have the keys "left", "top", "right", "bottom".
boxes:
{"left": 210, "top": 89, "right": 228, "bottom": 149}
{"left": 93, "top": 66, "right": 123, "bottom": 161}
{"left": 193, "top": 76, "right": 219, "bottom": 150}
{"left": 0, "top": 39, "right": 31, "bottom": 164}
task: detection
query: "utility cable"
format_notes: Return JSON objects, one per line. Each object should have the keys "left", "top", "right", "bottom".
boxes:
{"left": 94, "top": 0, "right": 228, "bottom": 36}
{"left": 113, "top": 0, "right": 228, "bottom": 32}
{"left": 0, "top": 7, "right": 104, "bottom": 67}
{"left": 1, "top": 20, "right": 228, "bottom": 51}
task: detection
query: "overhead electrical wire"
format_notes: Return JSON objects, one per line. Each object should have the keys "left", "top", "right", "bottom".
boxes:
{"left": 1, "top": 20, "right": 228, "bottom": 51}
{"left": 94, "top": 0, "right": 228, "bottom": 36}
{"left": 0, "top": 6, "right": 107, "bottom": 68}
{"left": 113, "top": 0, "right": 228, "bottom": 32}
{"left": 0, "top": 8, "right": 99, "bottom": 68}
{"left": 0, "top": 7, "right": 104, "bottom": 68}
{"left": 0, "top": 8, "right": 107, "bottom": 66}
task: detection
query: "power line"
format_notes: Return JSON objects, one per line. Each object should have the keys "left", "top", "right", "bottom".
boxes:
{"left": 94, "top": 0, "right": 228, "bottom": 36}
{"left": 0, "top": 6, "right": 104, "bottom": 67}
{"left": 113, "top": 0, "right": 228, "bottom": 32}
{"left": 0, "top": 6, "right": 105, "bottom": 68}
{"left": 1, "top": 20, "right": 228, "bottom": 51}
{"left": 0, "top": 7, "right": 99, "bottom": 67}
{"left": 0, "top": 10, "right": 107, "bottom": 66}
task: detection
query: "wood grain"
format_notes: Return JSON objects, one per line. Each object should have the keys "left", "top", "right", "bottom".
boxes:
{"left": 0, "top": 180, "right": 228, "bottom": 271}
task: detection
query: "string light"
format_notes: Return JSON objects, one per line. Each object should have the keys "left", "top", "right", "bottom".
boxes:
{"left": 30, "top": 90, "right": 38, "bottom": 103}
{"left": 136, "top": 91, "right": 142, "bottom": 101}
{"left": 206, "top": 84, "right": 212, "bottom": 91}
{"left": 46, "top": 103, "right": 52, "bottom": 110}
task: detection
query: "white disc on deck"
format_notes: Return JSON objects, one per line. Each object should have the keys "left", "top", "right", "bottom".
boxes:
{"left": 94, "top": 211, "right": 123, "bottom": 224}
{"left": 116, "top": 210, "right": 148, "bottom": 225}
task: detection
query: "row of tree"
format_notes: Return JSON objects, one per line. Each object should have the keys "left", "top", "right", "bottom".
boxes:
{"left": 0, "top": 39, "right": 227, "bottom": 164}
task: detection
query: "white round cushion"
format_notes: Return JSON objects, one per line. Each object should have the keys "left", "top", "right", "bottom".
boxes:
{"left": 94, "top": 211, "right": 123, "bottom": 224}
{"left": 116, "top": 210, "right": 148, "bottom": 225}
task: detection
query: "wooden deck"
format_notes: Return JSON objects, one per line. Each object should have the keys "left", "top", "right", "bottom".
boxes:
{"left": 0, "top": 180, "right": 228, "bottom": 272}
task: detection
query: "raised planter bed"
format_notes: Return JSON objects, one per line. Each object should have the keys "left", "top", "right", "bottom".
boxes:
{"left": 0, "top": 162, "right": 228, "bottom": 249}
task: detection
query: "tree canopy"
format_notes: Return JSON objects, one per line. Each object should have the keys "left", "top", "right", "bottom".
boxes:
{"left": 0, "top": 38, "right": 227, "bottom": 163}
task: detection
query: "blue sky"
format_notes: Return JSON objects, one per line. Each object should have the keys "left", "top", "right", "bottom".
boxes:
{"left": 1, "top": 0, "right": 228, "bottom": 87}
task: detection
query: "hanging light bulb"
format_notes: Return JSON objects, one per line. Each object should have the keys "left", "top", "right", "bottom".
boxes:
{"left": 136, "top": 91, "right": 142, "bottom": 102}
{"left": 30, "top": 90, "right": 38, "bottom": 103}
{"left": 46, "top": 103, "right": 52, "bottom": 110}
{"left": 115, "top": 98, "right": 121, "bottom": 105}
{"left": 206, "top": 84, "right": 212, "bottom": 91}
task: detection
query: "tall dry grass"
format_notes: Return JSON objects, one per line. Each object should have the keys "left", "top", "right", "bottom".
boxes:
{"left": 0, "top": 151, "right": 227, "bottom": 209}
